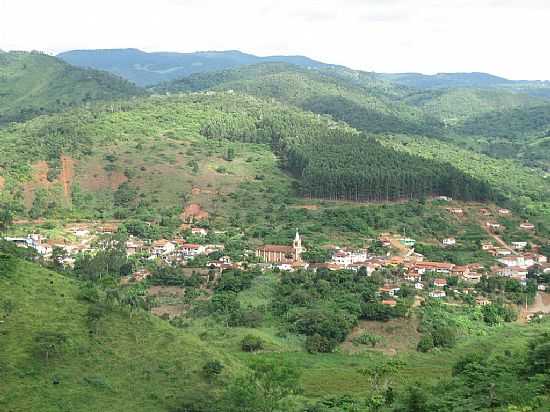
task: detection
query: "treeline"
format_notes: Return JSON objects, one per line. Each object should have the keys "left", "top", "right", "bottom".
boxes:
{"left": 200, "top": 107, "right": 498, "bottom": 202}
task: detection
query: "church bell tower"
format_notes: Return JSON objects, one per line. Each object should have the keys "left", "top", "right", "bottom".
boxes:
{"left": 293, "top": 229, "right": 303, "bottom": 262}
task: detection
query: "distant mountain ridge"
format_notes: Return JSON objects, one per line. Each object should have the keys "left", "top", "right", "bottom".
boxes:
{"left": 57, "top": 48, "right": 341, "bottom": 86}
{"left": 58, "top": 48, "right": 550, "bottom": 97}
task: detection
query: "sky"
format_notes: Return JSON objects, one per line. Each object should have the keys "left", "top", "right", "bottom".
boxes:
{"left": 1, "top": 0, "right": 550, "bottom": 80}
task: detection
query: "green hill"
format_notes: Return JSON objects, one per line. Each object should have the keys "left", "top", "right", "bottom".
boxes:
{"left": 1, "top": 92, "right": 541, "bottom": 223}
{"left": 2, "top": 252, "right": 550, "bottom": 411}
{"left": 158, "top": 63, "right": 550, "bottom": 171}
{"left": 0, "top": 51, "right": 143, "bottom": 125}
{"left": 0, "top": 255, "right": 237, "bottom": 412}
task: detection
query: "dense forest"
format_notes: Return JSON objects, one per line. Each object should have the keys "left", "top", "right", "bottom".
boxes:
{"left": 200, "top": 104, "right": 498, "bottom": 202}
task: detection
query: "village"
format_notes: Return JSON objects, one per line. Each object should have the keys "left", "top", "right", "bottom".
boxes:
{"left": 6, "top": 200, "right": 550, "bottom": 320}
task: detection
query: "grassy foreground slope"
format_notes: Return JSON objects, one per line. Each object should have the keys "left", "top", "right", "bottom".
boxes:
{"left": 0, "top": 51, "right": 143, "bottom": 125}
{"left": 0, "top": 257, "right": 235, "bottom": 412}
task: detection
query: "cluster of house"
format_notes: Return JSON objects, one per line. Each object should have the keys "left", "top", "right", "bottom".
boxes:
{"left": 4, "top": 224, "right": 223, "bottom": 270}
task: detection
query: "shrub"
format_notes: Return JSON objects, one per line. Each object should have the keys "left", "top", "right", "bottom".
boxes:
{"left": 202, "top": 360, "right": 224, "bottom": 380}
{"left": 241, "top": 335, "right": 264, "bottom": 352}
{"left": 352, "top": 332, "right": 383, "bottom": 348}
{"left": 305, "top": 334, "right": 337, "bottom": 353}
{"left": 417, "top": 334, "right": 435, "bottom": 352}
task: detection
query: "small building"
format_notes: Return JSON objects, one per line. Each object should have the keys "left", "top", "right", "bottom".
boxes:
{"left": 496, "top": 248, "right": 512, "bottom": 257}
{"left": 538, "top": 284, "right": 546, "bottom": 292}
{"left": 191, "top": 227, "right": 208, "bottom": 236}
{"left": 442, "top": 238, "right": 456, "bottom": 247}
{"left": 481, "top": 241, "right": 494, "bottom": 251}
{"left": 152, "top": 239, "right": 176, "bottom": 256}
{"left": 433, "top": 278, "right": 448, "bottom": 288}
{"left": 379, "top": 284, "right": 400, "bottom": 297}
{"left": 415, "top": 261, "right": 455, "bottom": 274}
{"left": 436, "top": 196, "right": 452, "bottom": 202}
{"left": 451, "top": 266, "right": 469, "bottom": 277}
{"left": 400, "top": 238, "right": 416, "bottom": 247}
{"left": 382, "top": 299, "right": 397, "bottom": 307}
{"left": 511, "top": 241, "right": 528, "bottom": 251}
{"left": 181, "top": 243, "right": 205, "bottom": 257}
{"left": 462, "top": 272, "right": 481, "bottom": 284}
{"left": 476, "top": 297, "right": 491, "bottom": 306}
{"left": 498, "top": 208, "right": 511, "bottom": 215}
{"left": 486, "top": 222, "right": 501, "bottom": 230}
{"left": 519, "top": 222, "right": 535, "bottom": 231}
{"left": 447, "top": 208, "right": 464, "bottom": 216}
{"left": 414, "top": 282, "right": 424, "bottom": 290}
{"left": 429, "top": 290, "right": 446, "bottom": 298}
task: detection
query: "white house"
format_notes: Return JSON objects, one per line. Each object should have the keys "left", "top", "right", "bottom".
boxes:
{"left": 415, "top": 282, "right": 424, "bottom": 290}
{"left": 442, "top": 238, "right": 456, "bottom": 247}
{"left": 429, "top": 290, "right": 446, "bottom": 298}
{"left": 191, "top": 227, "right": 208, "bottom": 236}
{"left": 181, "top": 243, "right": 205, "bottom": 257}
{"left": 152, "top": 240, "right": 176, "bottom": 256}
{"left": 511, "top": 241, "right": 527, "bottom": 250}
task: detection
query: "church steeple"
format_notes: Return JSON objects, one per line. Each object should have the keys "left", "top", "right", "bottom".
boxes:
{"left": 293, "top": 229, "right": 303, "bottom": 262}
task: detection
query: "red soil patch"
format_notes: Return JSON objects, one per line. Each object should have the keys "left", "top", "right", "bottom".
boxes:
{"left": 60, "top": 155, "right": 75, "bottom": 200}
{"left": 181, "top": 203, "right": 209, "bottom": 222}
{"left": 79, "top": 162, "right": 127, "bottom": 191}
{"left": 33, "top": 161, "right": 51, "bottom": 186}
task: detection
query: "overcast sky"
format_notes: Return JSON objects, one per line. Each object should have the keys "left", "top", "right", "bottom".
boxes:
{"left": 1, "top": 0, "right": 549, "bottom": 80}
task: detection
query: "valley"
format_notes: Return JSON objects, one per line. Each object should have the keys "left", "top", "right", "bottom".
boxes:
{"left": 1, "top": 47, "right": 550, "bottom": 412}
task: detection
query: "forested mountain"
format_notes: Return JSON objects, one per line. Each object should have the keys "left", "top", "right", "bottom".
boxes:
{"left": 160, "top": 63, "right": 446, "bottom": 138}
{"left": 378, "top": 72, "right": 550, "bottom": 97}
{"left": 0, "top": 93, "right": 509, "bottom": 219}
{"left": 57, "top": 48, "right": 339, "bottom": 86}
{"left": 0, "top": 51, "right": 143, "bottom": 125}
{"left": 159, "top": 63, "right": 550, "bottom": 171}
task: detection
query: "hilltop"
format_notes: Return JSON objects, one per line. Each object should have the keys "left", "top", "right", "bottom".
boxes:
{"left": 57, "top": 48, "right": 340, "bottom": 86}
{"left": 0, "top": 51, "right": 143, "bottom": 125}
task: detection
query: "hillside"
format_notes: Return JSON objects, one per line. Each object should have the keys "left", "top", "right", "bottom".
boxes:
{"left": 2, "top": 92, "right": 544, "bottom": 224}
{"left": 0, "top": 51, "right": 143, "bottom": 125}
{"left": 159, "top": 63, "right": 445, "bottom": 138}
{"left": 57, "top": 48, "right": 340, "bottom": 86}
{"left": 0, "top": 255, "right": 235, "bottom": 412}
{"left": 159, "top": 63, "right": 550, "bottom": 171}
{"left": 2, "top": 251, "right": 550, "bottom": 411}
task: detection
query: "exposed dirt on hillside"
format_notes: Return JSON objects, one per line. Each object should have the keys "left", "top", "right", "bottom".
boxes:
{"left": 60, "top": 155, "right": 75, "bottom": 199}
{"left": 22, "top": 161, "right": 51, "bottom": 207}
{"left": 341, "top": 318, "right": 421, "bottom": 355}
{"left": 33, "top": 161, "right": 51, "bottom": 186}
{"left": 181, "top": 203, "right": 209, "bottom": 222}
{"left": 0, "top": 175, "right": 5, "bottom": 191}
{"left": 191, "top": 187, "right": 218, "bottom": 195}
{"left": 290, "top": 204, "right": 320, "bottom": 210}
{"left": 78, "top": 161, "right": 127, "bottom": 191}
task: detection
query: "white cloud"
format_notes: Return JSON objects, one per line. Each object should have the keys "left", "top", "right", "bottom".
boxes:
{"left": 1, "top": 0, "right": 549, "bottom": 79}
